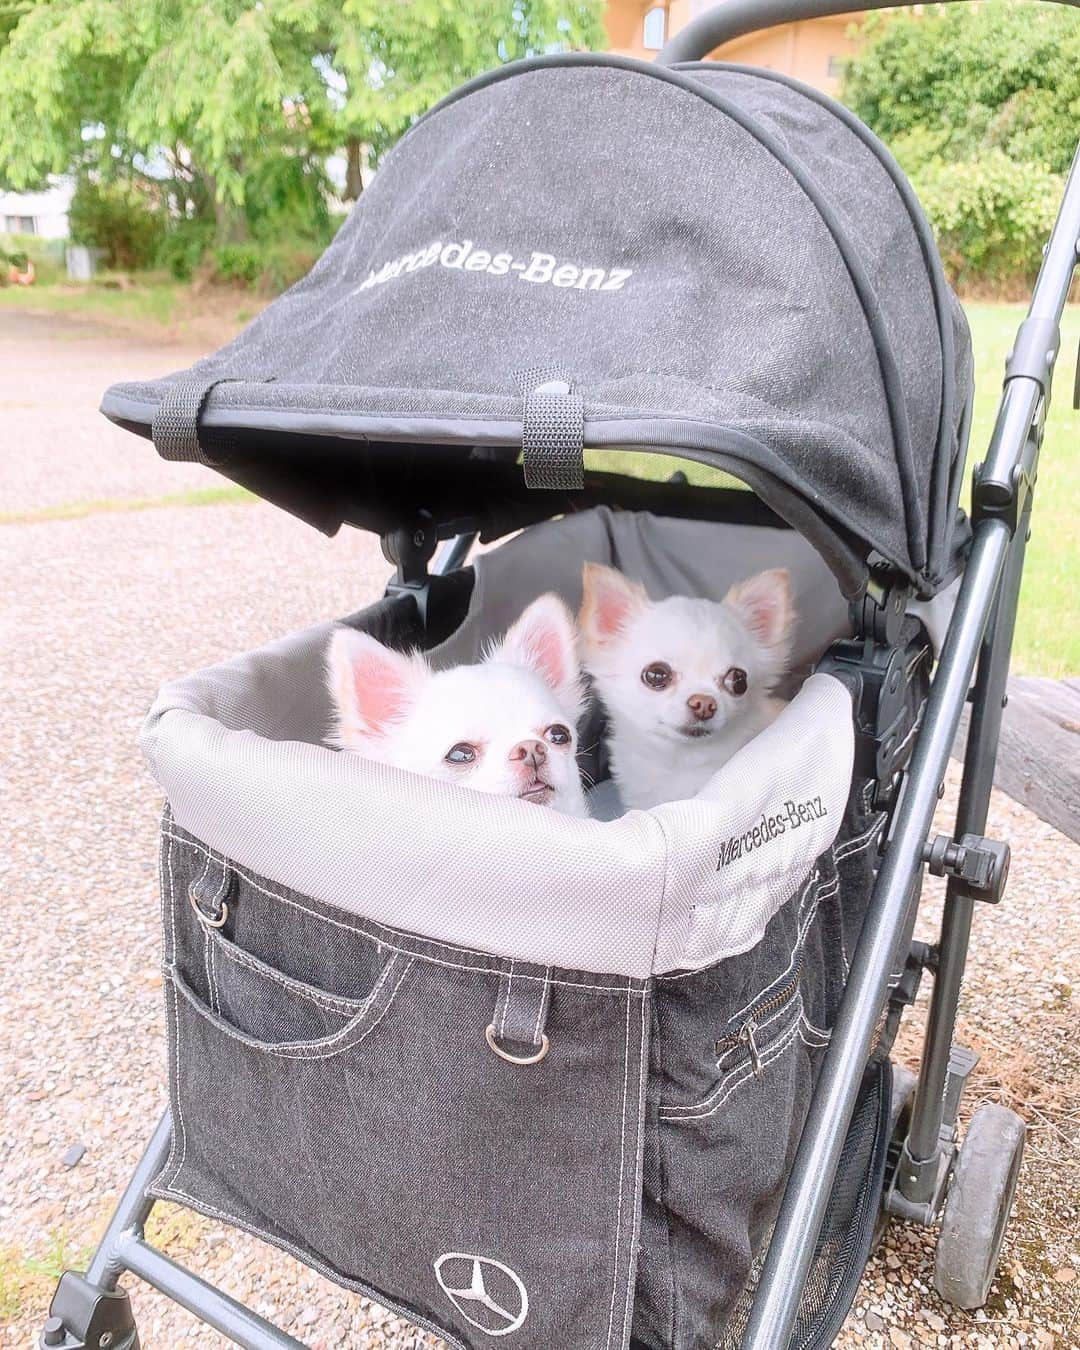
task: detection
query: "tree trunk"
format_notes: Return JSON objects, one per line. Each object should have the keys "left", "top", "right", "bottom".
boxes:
{"left": 345, "top": 137, "right": 364, "bottom": 201}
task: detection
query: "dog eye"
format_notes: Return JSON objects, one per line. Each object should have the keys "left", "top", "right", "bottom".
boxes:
{"left": 445, "top": 742, "right": 477, "bottom": 765}
{"left": 642, "top": 662, "right": 673, "bottom": 690}
{"left": 545, "top": 724, "right": 572, "bottom": 746}
{"left": 722, "top": 667, "right": 748, "bottom": 696}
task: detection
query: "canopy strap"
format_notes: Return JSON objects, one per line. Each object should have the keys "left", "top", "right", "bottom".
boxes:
{"left": 152, "top": 377, "right": 239, "bottom": 465}
{"left": 515, "top": 366, "right": 584, "bottom": 491}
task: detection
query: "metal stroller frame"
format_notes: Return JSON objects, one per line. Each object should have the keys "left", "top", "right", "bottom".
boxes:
{"left": 41, "top": 2, "right": 1080, "bottom": 1346}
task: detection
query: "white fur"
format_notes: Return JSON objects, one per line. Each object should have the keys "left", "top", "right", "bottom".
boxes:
{"left": 580, "top": 563, "right": 795, "bottom": 810}
{"left": 326, "top": 594, "right": 588, "bottom": 817}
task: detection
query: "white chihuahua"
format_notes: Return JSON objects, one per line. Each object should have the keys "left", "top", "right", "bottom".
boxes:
{"left": 326, "top": 594, "right": 588, "bottom": 816}
{"left": 580, "top": 563, "right": 795, "bottom": 810}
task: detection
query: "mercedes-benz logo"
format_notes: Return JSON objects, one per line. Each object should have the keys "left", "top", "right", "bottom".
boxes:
{"left": 433, "top": 1252, "right": 529, "bottom": 1337}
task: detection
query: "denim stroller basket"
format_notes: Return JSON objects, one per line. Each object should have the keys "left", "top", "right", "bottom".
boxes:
{"left": 44, "top": 3, "right": 1080, "bottom": 1348}
{"left": 141, "top": 509, "right": 904, "bottom": 1350}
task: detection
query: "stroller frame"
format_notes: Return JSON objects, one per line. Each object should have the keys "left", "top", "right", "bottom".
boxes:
{"left": 41, "top": 3, "right": 1080, "bottom": 1347}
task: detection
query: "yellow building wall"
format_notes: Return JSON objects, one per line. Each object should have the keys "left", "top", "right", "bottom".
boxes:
{"left": 604, "top": 2, "right": 867, "bottom": 94}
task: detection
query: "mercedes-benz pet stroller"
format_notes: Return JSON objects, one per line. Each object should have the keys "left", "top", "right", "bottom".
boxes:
{"left": 41, "top": 2, "right": 1080, "bottom": 1347}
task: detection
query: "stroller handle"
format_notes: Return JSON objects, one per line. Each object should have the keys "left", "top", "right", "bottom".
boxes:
{"left": 656, "top": 0, "right": 1080, "bottom": 66}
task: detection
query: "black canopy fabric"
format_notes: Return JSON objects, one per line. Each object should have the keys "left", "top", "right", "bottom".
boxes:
{"left": 101, "top": 54, "right": 972, "bottom": 598}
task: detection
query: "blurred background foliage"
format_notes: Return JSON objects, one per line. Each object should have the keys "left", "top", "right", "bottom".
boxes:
{"left": 842, "top": 2, "right": 1080, "bottom": 295}
{"left": 0, "top": 0, "right": 605, "bottom": 290}
{"left": 0, "top": 2, "right": 1077, "bottom": 295}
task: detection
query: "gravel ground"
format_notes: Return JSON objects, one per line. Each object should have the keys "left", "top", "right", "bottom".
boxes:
{"left": 1, "top": 317, "right": 1077, "bottom": 1348}
{"left": 0, "top": 311, "right": 221, "bottom": 515}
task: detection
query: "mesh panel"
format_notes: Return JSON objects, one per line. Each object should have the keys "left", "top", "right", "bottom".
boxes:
{"left": 714, "top": 1057, "right": 893, "bottom": 1350}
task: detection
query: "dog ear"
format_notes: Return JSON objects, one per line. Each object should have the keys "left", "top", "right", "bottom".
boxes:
{"left": 725, "top": 569, "right": 795, "bottom": 662}
{"left": 579, "top": 562, "right": 648, "bottom": 649}
{"left": 490, "top": 593, "right": 583, "bottom": 715}
{"left": 326, "top": 628, "right": 429, "bottom": 747}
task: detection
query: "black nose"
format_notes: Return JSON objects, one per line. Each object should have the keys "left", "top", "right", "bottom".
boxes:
{"left": 509, "top": 739, "right": 547, "bottom": 769}
{"left": 687, "top": 694, "right": 717, "bottom": 722}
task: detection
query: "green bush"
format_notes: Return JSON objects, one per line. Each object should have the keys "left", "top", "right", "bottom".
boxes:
{"left": 68, "top": 178, "right": 165, "bottom": 270}
{"left": 842, "top": 2, "right": 1079, "bottom": 292}
{"left": 211, "top": 243, "right": 264, "bottom": 286}
{"left": 843, "top": 3, "right": 1080, "bottom": 175}
{"left": 156, "top": 220, "right": 214, "bottom": 281}
{"left": 907, "top": 150, "right": 1063, "bottom": 291}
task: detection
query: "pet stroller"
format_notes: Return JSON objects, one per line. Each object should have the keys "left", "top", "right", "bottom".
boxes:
{"left": 42, "top": 1, "right": 1080, "bottom": 1346}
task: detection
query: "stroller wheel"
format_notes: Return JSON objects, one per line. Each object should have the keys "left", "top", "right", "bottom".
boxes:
{"left": 933, "top": 1103, "right": 1026, "bottom": 1310}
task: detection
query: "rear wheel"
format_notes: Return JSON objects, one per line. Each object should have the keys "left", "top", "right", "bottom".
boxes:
{"left": 934, "top": 1103, "right": 1026, "bottom": 1309}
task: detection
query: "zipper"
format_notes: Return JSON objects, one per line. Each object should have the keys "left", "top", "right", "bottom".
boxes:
{"left": 714, "top": 953, "right": 804, "bottom": 1079}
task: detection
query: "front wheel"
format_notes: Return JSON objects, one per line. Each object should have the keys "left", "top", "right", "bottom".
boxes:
{"left": 933, "top": 1103, "right": 1026, "bottom": 1309}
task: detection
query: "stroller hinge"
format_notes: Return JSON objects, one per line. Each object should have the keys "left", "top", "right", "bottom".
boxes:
{"left": 382, "top": 513, "right": 440, "bottom": 629}
{"left": 817, "top": 622, "right": 930, "bottom": 808}
{"left": 850, "top": 557, "right": 909, "bottom": 644}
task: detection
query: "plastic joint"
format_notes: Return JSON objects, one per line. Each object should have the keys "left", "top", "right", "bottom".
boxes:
{"left": 41, "top": 1272, "right": 139, "bottom": 1350}
{"left": 922, "top": 833, "right": 1011, "bottom": 903}
{"left": 382, "top": 512, "right": 441, "bottom": 628}
{"left": 1004, "top": 316, "right": 1059, "bottom": 394}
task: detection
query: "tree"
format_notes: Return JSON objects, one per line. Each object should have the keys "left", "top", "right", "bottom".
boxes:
{"left": 842, "top": 2, "right": 1080, "bottom": 175}
{"left": 0, "top": 0, "right": 604, "bottom": 239}
{"left": 309, "top": 0, "right": 606, "bottom": 192}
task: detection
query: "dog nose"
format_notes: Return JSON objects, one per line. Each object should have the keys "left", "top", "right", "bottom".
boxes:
{"left": 687, "top": 693, "right": 717, "bottom": 722}
{"left": 509, "top": 739, "right": 547, "bottom": 770}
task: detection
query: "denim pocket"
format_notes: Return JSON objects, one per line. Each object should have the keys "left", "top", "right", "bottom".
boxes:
{"left": 167, "top": 942, "right": 413, "bottom": 1059}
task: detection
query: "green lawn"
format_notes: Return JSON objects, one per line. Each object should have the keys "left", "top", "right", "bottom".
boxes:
{"left": 965, "top": 304, "right": 1078, "bottom": 677}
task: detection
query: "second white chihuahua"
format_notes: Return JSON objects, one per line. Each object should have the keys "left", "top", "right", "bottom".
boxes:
{"left": 326, "top": 594, "right": 588, "bottom": 816}
{"left": 580, "top": 563, "right": 795, "bottom": 810}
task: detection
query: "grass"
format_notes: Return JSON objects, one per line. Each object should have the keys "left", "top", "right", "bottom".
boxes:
{"left": 964, "top": 304, "right": 1079, "bottom": 677}
{"left": 0, "top": 1232, "right": 94, "bottom": 1324}
{"left": 0, "top": 276, "right": 186, "bottom": 325}
{"left": 0, "top": 485, "right": 254, "bottom": 527}
{"left": 0, "top": 274, "right": 262, "bottom": 339}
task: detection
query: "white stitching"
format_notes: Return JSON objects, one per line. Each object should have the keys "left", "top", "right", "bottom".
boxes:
{"left": 664, "top": 991, "right": 806, "bottom": 1115}
{"left": 659, "top": 1013, "right": 803, "bottom": 1123}
{"left": 618, "top": 988, "right": 649, "bottom": 1349}
{"left": 532, "top": 970, "right": 550, "bottom": 1048}
{"left": 834, "top": 817, "right": 885, "bottom": 861}
{"left": 799, "top": 1012, "right": 832, "bottom": 1046}
{"left": 604, "top": 987, "right": 633, "bottom": 1350}
{"left": 209, "top": 932, "right": 369, "bottom": 1015}
{"left": 164, "top": 831, "right": 189, "bottom": 1188}
{"left": 162, "top": 828, "right": 644, "bottom": 996}
{"left": 165, "top": 828, "right": 523, "bottom": 961}
{"left": 169, "top": 956, "right": 410, "bottom": 1060}
{"left": 499, "top": 960, "right": 514, "bottom": 1039}
{"left": 656, "top": 870, "right": 823, "bottom": 984}
{"left": 149, "top": 1182, "right": 470, "bottom": 1350}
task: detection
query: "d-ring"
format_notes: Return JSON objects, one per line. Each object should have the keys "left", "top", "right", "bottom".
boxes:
{"left": 485, "top": 1024, "right": 550, "bottom": 1065}
{"left": 188, "top": 889, "right": 229, "bottom": 929}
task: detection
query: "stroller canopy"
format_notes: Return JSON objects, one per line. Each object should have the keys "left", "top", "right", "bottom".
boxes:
{"left": 101, "top": 54, "right": 972, "bottom": 598}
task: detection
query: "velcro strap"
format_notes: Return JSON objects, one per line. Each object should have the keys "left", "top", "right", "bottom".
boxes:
{"left": 515, "top": 367, "right": 584, "bottom": 491}
{"left": 152, "top": 377, "right": 234, "bottom": 465}
{"left": 492, "top": 961, "right": 552, "bottom": 1051}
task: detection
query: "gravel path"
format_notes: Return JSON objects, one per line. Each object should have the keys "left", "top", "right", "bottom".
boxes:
{"left": 1, "top": 316, "right": 1076, "bottom": 1349}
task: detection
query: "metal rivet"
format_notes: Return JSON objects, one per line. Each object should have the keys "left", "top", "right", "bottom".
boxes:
{"left": 100, "top": 1335, "right": 114, "bottom": 1349}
